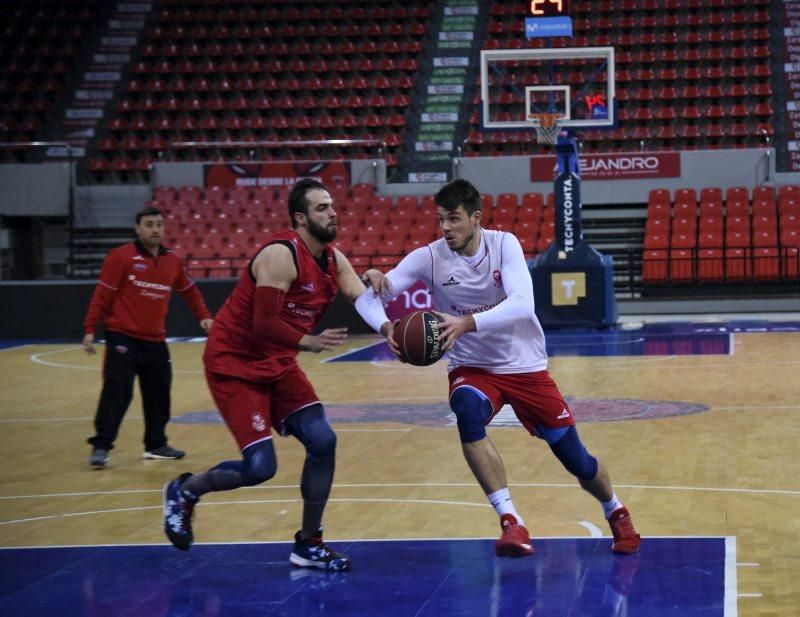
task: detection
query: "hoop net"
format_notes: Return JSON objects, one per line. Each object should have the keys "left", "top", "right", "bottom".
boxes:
{"left": 530, "top": 112, "right": 564, "bottom": 146}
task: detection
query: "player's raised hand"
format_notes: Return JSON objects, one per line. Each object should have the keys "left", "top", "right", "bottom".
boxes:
{"left": 361, "top": 269, "right": 392, "bottom": 298}
{"left": 432, "top": 312, "right": 476, "bottom": 352}
{"left": 301, "top": 327, "right": 349, "bottom": 353}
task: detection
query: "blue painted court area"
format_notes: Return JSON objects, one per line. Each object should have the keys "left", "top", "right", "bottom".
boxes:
{"left": 1, "top": 537, "right": 730, "bottom": 616}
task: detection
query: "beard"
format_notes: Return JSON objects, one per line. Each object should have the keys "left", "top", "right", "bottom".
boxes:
{"left": 449, "top": 229, "right": 474, "bottom": 252}
{"left": 307, "top": 217, "right": 337, "bottom": 243}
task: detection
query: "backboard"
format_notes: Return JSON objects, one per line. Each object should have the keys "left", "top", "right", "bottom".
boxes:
{"left": 480, "top": 47, "right": 615, "bottom": 130}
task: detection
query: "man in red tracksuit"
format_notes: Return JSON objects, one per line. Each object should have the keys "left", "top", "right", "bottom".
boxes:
{"left": 83, "top": 206, "right": 213, "bottom": 468}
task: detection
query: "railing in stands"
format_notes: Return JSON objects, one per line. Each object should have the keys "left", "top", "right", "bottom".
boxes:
{"left": 642, "top": 246, "right": 800, "bottom": 288}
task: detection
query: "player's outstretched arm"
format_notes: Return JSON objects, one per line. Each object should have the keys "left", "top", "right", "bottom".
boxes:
{"left": 334, "top": 248, "right": 393, "bottom": 338}
{"left": 333, "top": 247, "right": 370, "bottom": 302}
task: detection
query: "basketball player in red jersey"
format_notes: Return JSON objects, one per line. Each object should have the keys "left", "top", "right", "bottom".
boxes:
{"left": 163, "top": 178, "right": 380, "bottom": 571}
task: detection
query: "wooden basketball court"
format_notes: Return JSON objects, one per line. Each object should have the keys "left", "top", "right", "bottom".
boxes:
{"left": 1, "top": 318, "right": 798, "bottom": 615}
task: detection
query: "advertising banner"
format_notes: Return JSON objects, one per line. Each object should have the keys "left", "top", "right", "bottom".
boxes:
{"left": 530, "top": 152, "right": 681, "bottom": 182}
{"left": 203, "top": 161, "right": 351, "bottom": 189}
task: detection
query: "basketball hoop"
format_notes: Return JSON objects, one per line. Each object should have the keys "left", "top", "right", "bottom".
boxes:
{"left": 530, "top": 112, "right": 564, "bottom": 146}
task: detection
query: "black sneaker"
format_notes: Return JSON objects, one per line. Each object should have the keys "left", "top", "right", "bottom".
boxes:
{"left": 89, "top": 448, "right": 109, "bottom": 467}
{"left": 143, "top": 445, "right": 186, "bottom": 460}
{"left": 163, "top": 472, "right": 197, "bottom": 551}
{"left": 289, "top": 530, "right": 351, "bottom": 571}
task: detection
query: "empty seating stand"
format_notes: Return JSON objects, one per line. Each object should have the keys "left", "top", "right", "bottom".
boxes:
{"left": 149, "top": 186, "right": 552, "bottom": 278}
{"left": 87, "top": 1, "right": 431, "bottom": 180}
{"left": 642, "top": 185, "right": 800, "bottom": 286}
{"left": 0, "top": 0, "right": 105, "bottom": 161}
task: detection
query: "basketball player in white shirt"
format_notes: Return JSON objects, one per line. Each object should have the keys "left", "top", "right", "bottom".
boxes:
{"left": 354, "top": 179, "right": 640, "bottom": 557}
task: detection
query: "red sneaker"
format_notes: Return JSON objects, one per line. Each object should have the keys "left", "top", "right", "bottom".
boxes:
{"left": 608, "top": 506, "right": 641, "bottom": 554}
{"left": 494, "top": 513, "right": 534, "bottom": 557}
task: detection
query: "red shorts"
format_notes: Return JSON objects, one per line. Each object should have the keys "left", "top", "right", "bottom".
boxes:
{"left": 448, "top": 367, "right": 575, "bottom": 436}
{"left": 205, "top": 364, "right": 320, "bottom": 450}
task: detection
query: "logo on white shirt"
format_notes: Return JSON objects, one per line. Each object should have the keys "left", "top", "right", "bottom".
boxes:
{"left": 492, "top": 270, "right": 502, "bottom": 288}
{"left": 442, "top": 275, "right": 461, "bottom": 287}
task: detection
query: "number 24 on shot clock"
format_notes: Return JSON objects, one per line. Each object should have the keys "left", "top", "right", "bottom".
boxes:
{"left": 528, "top": 0, "right": 570, "bottom": 17}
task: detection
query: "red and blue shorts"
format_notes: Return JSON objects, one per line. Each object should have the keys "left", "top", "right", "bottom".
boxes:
{"left": 205, "top": 364, "right": 319, "bottom": 451}
{"left": 447, "top": 366, "right": 575, "bottom": 436}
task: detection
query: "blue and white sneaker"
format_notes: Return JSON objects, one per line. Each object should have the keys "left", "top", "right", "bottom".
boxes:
{"left": 89, "top": 448, "right": 109, "bottom": 468}
{"left": 163, "top": 473, "right": 197, "bottom": 551}
{"left": 289, "top": 530, "right": 351, "bottom": 571}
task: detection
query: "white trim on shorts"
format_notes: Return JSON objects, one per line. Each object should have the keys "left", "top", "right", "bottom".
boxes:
{"left": 241, "top": 434, "right": 273, "bottom": 451}
{"left": 278, "top": 400, "right": 322, "bottom": 436}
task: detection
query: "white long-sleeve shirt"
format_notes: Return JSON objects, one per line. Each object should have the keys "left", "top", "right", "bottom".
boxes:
{"left": 381, "top": 229, "right": 549, "bottom": 374}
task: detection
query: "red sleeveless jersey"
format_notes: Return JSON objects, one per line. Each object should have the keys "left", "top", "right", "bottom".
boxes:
{"left": 204, "top": 230, "right": 339, "bottom": 381}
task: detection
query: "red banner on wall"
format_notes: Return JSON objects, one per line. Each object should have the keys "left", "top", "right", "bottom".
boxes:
{"left": 530, "top": 151, "right": 681, "bottom": 182}
{"left": 203, "top": 161, "right": 352, "bottom": 189}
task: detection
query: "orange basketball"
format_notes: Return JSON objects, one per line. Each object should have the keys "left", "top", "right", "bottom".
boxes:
{"left": 392, "top": 311, "right": 446, "bottom": 366}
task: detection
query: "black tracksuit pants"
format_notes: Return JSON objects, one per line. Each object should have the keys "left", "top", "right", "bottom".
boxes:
{"left": 87, "top": 331, "right": 172, "bottom": 452}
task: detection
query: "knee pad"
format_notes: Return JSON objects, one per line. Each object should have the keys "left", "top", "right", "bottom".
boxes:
{"left": 449, "top": 386, "right": 493, "bottom": 444}
{"left": 547, "top": 425, "right": 598, "bottom": 481}
{"left": 240, "top": 440, "right": 277, "bottom": 486}
{"left": 285, "top": 404, "right": 337, "bottom": 460}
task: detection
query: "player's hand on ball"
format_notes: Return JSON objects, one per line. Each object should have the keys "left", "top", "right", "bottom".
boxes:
{"left": 432, "top": 312, "right": 476, "bottom": 352}
{"left": 301, "top": 327, "right": 348, "bottom": 353}
{"left": 381, "top": 320, "right": 404, "bottom": 362}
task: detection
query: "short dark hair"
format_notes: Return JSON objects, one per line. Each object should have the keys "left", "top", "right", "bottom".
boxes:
{"left": 434, "top": 179, "right": 482, "bottom": 215}
{"left": 136, "top": 206, "right": 163, "bottom": 224}
{"left": 288, "top": 178, "right": 327, "bottom": 228}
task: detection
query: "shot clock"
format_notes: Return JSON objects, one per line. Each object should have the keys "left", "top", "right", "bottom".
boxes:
{"left": 527, "top": 0, "right": 570, "bottom": 17}
{"left": 525, "top": 0, "right": 572, "bottom": 38}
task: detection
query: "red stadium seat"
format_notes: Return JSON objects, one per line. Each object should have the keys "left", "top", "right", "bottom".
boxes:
{"left": 644, "top": 233, "right": 669, "bottom": 251}
{"left": 642, "top": 250, "right": 667, "bottom": 283}
{"left": 697, "top": 249, "right": 724, "bottom": 281}
{"left": 723, "top": 197, "right": 749, "bottom": 219}
{"left": 782, "top": 247, "right": 800, "bottom": 278}
{"left": 725, "top": 248, "right": 751, "bottom": 280}
{"left": 669, "top": 249, "right": 693, "bottom": 282}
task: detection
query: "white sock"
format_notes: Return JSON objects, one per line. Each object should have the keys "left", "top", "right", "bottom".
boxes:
{"left": 487, "top": 488, "right": 523, "bottom": 525}
{"left": 602, "top": 492, "right": 623, "bottom": 519}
